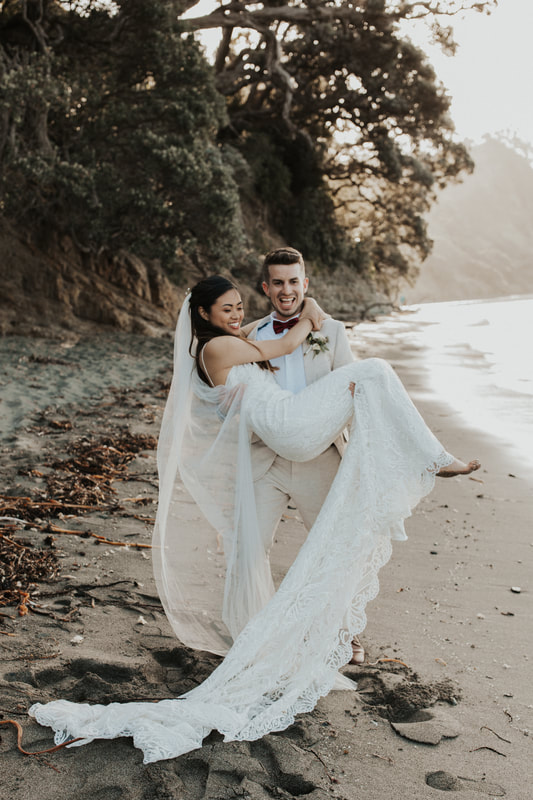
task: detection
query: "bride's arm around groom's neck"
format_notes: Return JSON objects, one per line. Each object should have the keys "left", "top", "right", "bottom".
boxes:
{"left": 241, "top": 319, "right": 261, "bottom": 337}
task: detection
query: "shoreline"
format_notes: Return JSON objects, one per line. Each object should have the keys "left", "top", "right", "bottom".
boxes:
{"left": 352, "top": 296, "right": 533, "bottom": 478}
{"left": 1, "top": 327, "right": 531, "bottom": 800}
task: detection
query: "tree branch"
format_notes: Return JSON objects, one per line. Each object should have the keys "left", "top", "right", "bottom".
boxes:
{"left": 215, "top": 25, "right": 233, "bottom": 73}
{"left": 400, "top": 0, "right": 495, "bottom": 20}
{"left": 21, "top": 0, "right": 48, "bottom": 54}
{"left": 184, "top": 0, "right": 494, "bottom": 32}
{"left": 184, "top": 4, "right": 365, "bottom": 32}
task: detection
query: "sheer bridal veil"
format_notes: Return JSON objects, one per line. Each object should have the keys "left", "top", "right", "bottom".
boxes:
{"left": 152, "top": 293, "right": 275, "bottom": 655}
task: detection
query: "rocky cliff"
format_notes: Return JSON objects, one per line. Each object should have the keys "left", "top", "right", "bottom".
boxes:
{"left": 0, "top": 221, "right": 183, "bottom": 338}
{"left": 0, "top": 217, "right": 387, "bottom": 337}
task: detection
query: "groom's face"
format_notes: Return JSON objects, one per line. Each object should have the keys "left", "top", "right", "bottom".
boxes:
{"left": 262, "top": 263, "right": 309, "bottom": 320}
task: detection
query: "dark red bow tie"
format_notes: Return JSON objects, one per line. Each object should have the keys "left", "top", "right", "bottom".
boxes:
{"left": 273, "top": 317, "right": 299, "bottom": 335}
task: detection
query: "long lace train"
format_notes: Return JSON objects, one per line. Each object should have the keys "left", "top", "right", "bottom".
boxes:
{"left": 30, "top": 358, "right": 453, "bottom": 763}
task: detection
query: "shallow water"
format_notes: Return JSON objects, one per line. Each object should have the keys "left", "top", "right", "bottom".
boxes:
{"left": 352, "top": 295, "right": 533, "bottom": 470}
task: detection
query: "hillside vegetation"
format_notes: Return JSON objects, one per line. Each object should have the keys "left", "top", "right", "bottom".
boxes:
{"left": 0, "top": 0, "right": 496, "bottom": 333}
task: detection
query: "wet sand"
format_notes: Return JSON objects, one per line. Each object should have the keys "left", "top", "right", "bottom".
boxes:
{"left": 0, "top": 325, "right": 531, "bottom": 800}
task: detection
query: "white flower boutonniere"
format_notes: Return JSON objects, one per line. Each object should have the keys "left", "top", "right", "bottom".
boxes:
{"left": 305, "top": 332, "right": 329, "bottom": 358}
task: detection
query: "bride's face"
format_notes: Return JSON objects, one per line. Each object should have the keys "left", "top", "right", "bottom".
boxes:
{"left": 204, "top": 289, "right": 244, "bottom": 335}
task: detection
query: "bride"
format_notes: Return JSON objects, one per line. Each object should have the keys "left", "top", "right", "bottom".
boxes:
{"left": 29, "top": 275, "right": 480, "bottom": 763}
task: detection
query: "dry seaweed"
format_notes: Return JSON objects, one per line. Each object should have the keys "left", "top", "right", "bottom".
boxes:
{"left": 28, "top": 354, "right": 76, "bottom": 367}
{"left": 1, "top": 431, "right": 157, "bottom": 520}
{"left": 0, "top": 496, "right": 100, "bottom": 521}
{"left": 48, "top": 432, "right": 157, "bottom": 502}
{"left": 0, "top": 432, "right": 156, "bottom": 619}
{"left": 0, "top": 528, "right": 60, "bottom": 614}
{"left": 54, "top": 432, "right": 156, "bottom": 471}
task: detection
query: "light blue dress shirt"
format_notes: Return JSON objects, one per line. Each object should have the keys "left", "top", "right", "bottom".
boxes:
{"left": 255, "top": 314, "right": 307, "bottom": 393}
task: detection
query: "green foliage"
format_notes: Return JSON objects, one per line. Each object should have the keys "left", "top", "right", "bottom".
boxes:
{"left": 0, "top": 0, "right": 492, "bottom": 291}
{"left": 233, "top": 130, "right": 356, "bottom": 269}
{"left": 187, "top": 0, "right": 486, "bottom": 286}
{"left": 0, "top": 0, "right": 244, "bottom": 274}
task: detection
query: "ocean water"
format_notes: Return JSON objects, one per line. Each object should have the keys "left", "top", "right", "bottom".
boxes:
{"left": 352, "top": 295, "right": 533, "bottom": 469}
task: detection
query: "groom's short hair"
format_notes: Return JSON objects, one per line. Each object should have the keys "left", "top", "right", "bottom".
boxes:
{"left": 262, "top": 247, "right": 305, "bottom": 283}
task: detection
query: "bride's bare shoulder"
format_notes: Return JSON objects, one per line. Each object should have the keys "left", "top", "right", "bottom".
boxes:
{"left": 204, "top": 336, "right": 245, "bottom": 355}
{"left": 203, "top": 337, "right": 253, "bottom": 368}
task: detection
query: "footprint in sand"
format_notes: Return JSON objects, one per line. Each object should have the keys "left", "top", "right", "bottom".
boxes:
{"left": 146, "top": 736, "right": 323, "bottom": 800}
{"left": 426, "top": 771, "right": 505, "bottom": 796}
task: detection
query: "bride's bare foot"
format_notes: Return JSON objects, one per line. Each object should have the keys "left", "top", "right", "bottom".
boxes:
{"left": 349, "top": 635, "right": 365, "bottom": 665}
{"left": 437, "top": 458, "right": 481, "bottom": 478}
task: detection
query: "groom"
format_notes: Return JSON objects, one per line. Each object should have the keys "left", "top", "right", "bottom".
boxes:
{"left": 247, "top": 247, "right": 365, "bottom": 663}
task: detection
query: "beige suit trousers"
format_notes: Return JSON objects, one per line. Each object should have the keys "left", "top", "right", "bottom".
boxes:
{"left": 253, "top": 444, "right": 341, "bottom": 553}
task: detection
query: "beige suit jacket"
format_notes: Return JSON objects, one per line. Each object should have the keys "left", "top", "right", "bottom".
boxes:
{"left": 248, "top": 315, "right": 354, "bottom": 481}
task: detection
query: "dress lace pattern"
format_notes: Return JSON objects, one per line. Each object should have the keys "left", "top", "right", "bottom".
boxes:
{"left": 30, "top": 358, "right": 453, "bottom": 763}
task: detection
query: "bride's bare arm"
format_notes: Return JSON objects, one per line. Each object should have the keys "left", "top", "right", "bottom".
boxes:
{"left": 302, "top": 298, "right": 330, "bottom": 331}
{"left": 240, "top": 321, "right": 258, "bottom": 337}
{"left": 202, "top": 299, "right": 330, "bottom": 384}
{"left": 242, "top": 298, "right": 329, "bottom": 340}
{"left": 204, "top": 316, "right": 313, "bottom": 377}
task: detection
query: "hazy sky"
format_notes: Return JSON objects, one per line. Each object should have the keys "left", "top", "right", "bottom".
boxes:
{"left": 185, "top": 0, "right": 533, "bottom": 146}
{"left": 408, "top": 0, "right": 533, "bottom": 145}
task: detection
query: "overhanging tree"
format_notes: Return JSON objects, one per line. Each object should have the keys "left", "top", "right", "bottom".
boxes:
{"left": 184, "top": 0, "right": 495, "bottom": 285}
{"left": 0, "top": 0, "right": 497, "bottom": 289}
{"left": 0, "top": 0, "right": 244, "bottom": 273}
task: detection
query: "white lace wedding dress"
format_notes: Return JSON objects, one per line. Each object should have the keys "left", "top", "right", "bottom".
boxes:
{"left": 30, "top": 357, "right": 453, "bottom": 763}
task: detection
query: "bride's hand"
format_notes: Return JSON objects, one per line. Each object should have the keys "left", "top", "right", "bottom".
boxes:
{"left": 300, "top": 298, "right": 330, "bottom": 331}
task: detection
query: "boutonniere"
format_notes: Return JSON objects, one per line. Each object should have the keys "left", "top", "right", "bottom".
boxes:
{"left": 305, "top": 332, "right": 329, "bottom": 357}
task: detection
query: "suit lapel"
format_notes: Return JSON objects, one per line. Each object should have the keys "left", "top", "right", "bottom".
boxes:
{"left": 303, "top": 320, "right": 334, "bottom": 383}
{"left": 303, "top": 345, "right": 323, "bottom": 384}
{"left": 248, "top": 315, "right": 271, "bottom": 341}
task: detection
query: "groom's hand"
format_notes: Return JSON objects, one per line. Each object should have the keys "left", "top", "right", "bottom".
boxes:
{"left": 300, "top": 298, "right": 330, "bottom": 331}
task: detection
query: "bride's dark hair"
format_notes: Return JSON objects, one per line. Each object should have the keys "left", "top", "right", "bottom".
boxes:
{"left": 189, "top": 275, "right": 275, "bottom": 385}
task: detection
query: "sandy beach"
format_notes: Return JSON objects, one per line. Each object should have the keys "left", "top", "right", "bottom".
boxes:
{"left": 1, "top": 323, "right": 531, "bottom": 800}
